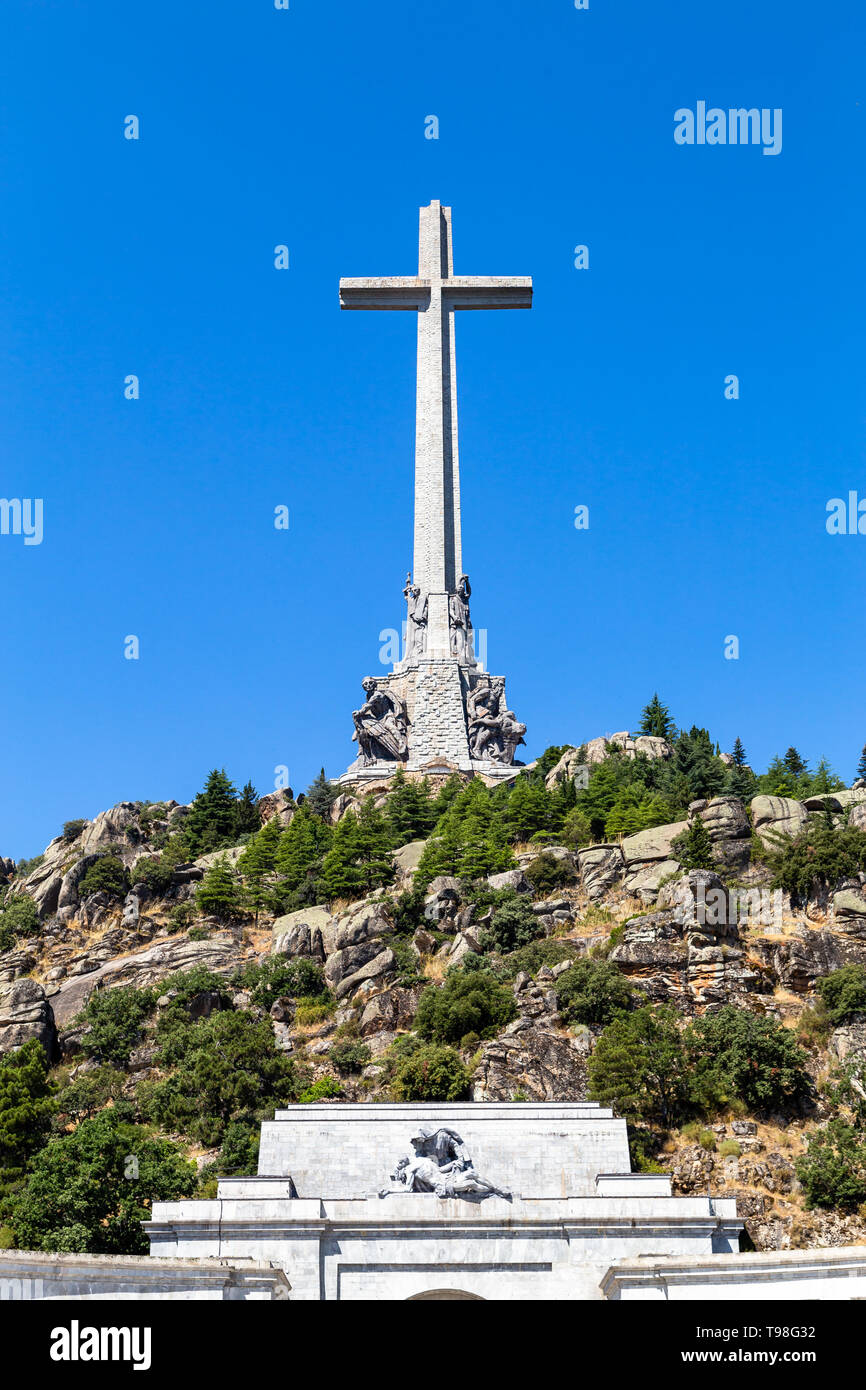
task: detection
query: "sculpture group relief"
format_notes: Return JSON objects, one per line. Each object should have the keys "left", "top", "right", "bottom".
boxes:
{"left": 382, "top": 1127, "right": 510, "bottom": 1201}
{"left": 352, "top": 677, "right": 409, "bottom": 765}
{"left": 467, "top": 676, "right": 526, "bottom": 766}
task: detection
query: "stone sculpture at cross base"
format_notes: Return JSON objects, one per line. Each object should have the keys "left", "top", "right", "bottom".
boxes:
{"left": 338, "top": 202, "right": 530, "bottom": 785}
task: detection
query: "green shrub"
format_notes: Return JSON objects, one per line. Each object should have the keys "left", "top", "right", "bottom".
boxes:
{"left": 294, "top": 999, "right": 336, "bottom": 1028}
{"left": 479, "top": 897, "right": 544, "bottom": 954}
{"left": 796, "top": 1005, "right": 832, "bottom": 1049}
{"left": 684, "top": 1006, "right": 811, "bottom": 1114}
{"left": 556, "top": 958, "right": 633, "bottom": 1027}
{"left": 719, "top": 1139, "right": 742, "bottom": 1158}
{"left": 816, "top": 965, "right": 866, "bottom": 1025}
{"left": 770, "top": 821, "right": 866, "bottom": 905}
{"left": 130, "top": 857, "right": 175, "bottom": 895}
{"left": 524, "top": 853, "right": 577, "bottom": 895}
{"left": 0, "top": 895, "right": 40, "bottom": 952}
{"left": 498, "top": 938, "right": 577, "bottom": 980}
{"left": 62, "top": 819, "right": 87, "bottom": 844}
{"left": 79, "top": 985, "right": 157, "bottom": 1067}
{"left": 78, "top": 852, "right": 129, "bottom": 902}
{"left": 299, "top": 1076, "right": 343, "bottom": 1103}
{"left": 414, "top": 963, "right": 516, "bottom": 1044}
{"left": 138, "top": 1010, "right": 299, "bottom": 1146}
{"left": 234, "top": 956, "right": 329, "bottom": 1012}
{"left": 10, "top": 1108, "right": 196, "bottom": 1255}
{"left": 188, "top": 925, "right": 210, "bottom": 941}
{"left": 796, "top": 1119, "right": 866, "bottom": 1211}
{"left": 391, "top": 1044, "right": 471, "bottom": 1102}
{"left": 328, "top": 1041, "right": 371, "bottom": 1074}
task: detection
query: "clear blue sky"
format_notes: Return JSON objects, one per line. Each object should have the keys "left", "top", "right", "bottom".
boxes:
{"left": 1, "top": 0, "right": 864, "bottom": 859}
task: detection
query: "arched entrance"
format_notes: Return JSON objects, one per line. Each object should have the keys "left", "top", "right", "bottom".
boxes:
{"left": 406, "top": 1290, "right": 485, "bottom": 1301}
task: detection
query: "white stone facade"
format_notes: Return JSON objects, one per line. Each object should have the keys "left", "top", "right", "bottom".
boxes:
{"left": 145, "top": 1102, "right": 744, "bottom": 1301}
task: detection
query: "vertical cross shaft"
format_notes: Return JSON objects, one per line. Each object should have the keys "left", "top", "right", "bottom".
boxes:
{"left": 339, "top": 201, "right": 532, "bottom": 662}
{"left": 415, "top": 202, "right": 460, "bottom": 656}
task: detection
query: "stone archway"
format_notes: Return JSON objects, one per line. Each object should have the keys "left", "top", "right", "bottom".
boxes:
{"left": 406, "top": 1290, "right": 485, "bottom": 1301}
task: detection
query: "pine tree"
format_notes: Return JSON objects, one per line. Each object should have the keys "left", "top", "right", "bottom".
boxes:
{"left": 186, "top": 770, "right": 239, "bottom": 855}
{"left": 316, "top": 800, "right": 393, "bottom": 903}
{"left": 783, "top": 747, "right": 807, "bottom": 780}
{"left": 857, "top": 746, "right": 866, "bottom": 782}
{"left": 639, "top": 694, "right": 677, "bottom": 741}
{"left": 384, "top": 768, "right": 436, "bottom": 845}
{"left": 234, "top": 781, "right": 261, "bottom": 838}
{"left": 731, "top": 737, "right": 747, "bottom": 767}
{"left": 274, "top": 805, "right": 332, "bottom": 896}
{"left": 237, "top": 817, "right": 283, "bottom": 923}
{"left": 304, "top": 769, "right": 338, "bottom": 820}
{"left": 195, "top": 855, "right": 245, "bottom": 921}
{"left": 672, "top": 816, "right": 716, "bottom": 871}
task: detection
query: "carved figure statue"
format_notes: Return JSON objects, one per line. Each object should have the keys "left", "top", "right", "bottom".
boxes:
{"left": 403, "top": 572, "right": 428, "bottom": 658}
{"left": 352, "top": 677, "right": 409, "bottom": 765}
{"left": 448, "top": 574, "right": 473, "bottom": 658}
{"left": 382, "top": 1126, "right": 510, "bottom": 1200}
{"left": 466, "top": 677, "right": 525, "bottom": 765}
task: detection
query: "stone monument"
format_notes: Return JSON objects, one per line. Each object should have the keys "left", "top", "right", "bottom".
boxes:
{"left": 340, "top": 202, "right": 530, "bottom": 782}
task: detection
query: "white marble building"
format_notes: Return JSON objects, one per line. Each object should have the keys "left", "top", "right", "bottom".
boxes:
{"left": 145, "top": 1101, "right": 743, "bottom": 1301}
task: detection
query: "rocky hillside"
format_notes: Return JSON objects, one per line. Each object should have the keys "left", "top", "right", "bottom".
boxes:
{"left": 4, "top": 731, "right": 866, "bottom": 1255}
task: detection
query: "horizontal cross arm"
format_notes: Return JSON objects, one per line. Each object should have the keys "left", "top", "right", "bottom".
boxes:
{"left": 340, "top": 278, "right": 431, "bottom": 310}
{"left": 444, "top": 276, "right": 533, "bottom": 310}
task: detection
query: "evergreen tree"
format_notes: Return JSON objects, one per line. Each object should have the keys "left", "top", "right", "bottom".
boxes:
{"left": 237, "top": 816, "right": 283, "bottom": 922}
{"left": 186, "top": 769, "right": 239, "bottom": 854}
{"left": 671, "top": 816, "right": 716, "bottom": 871}
{"left": 588, "top": 1006, "right": 689, "bottom": 1128}
{"left": 858, "top": 745, "right": 866, "bottom": 782}
{"left": 195, "top": 855, "right": 245, "bottom": 920}
{"left": 0, "top": 1041, "right": 55, "bottom": 1180}
{"left": 384, "top": 768, "right": 436, "bottom": 845}
{"left": 783, "top": 747, "right": 807, "bottom": 780}
{"left": 274, "top": 804, "right": 332, "bottom": 900}
{"left": 316, "top": 800, "right": 393, "bottom": 902}
{"left": 731, "top": 737, "right": 747, "bottom": 767}
{"left": 673, "top": 726, "right": 725, "bottom": 801}
{"left": 233, "top": 781, "right": 261, "bottom": 838}
{"left": 639, "top": 694, "right": 677, "bottom": 741}
{"left": 304, "top": 768, "right": 337, "bottom": 820}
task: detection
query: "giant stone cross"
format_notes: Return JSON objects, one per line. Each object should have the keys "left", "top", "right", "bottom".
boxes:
{"left": 339, "top": 202, "right": 532, "bottom": 779}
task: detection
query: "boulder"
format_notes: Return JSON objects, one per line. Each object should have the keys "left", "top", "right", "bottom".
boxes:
{"left": 423, "top": 877, "right": 464, "bottom": 924}
{"left": 257, "top": 789, "right": 295, "bottom": 826}
{"left": 324, "top": 939, "right": 385, "bottom": 990}
{"left": 621, "top": 822, "right": 689, "bottom": 865}
{"left": 392, "top": 840, "right": 427, "bottom": 881}
{"left": 622, "top": 858, "right": 681, "bottom": 902}
{"left": 359, "top": 985, "right": 423, "bottom": 1037}
{"left": 273, "top": 906, "right": 334, "bottom": 962}
{"left": 0, "top": 977, "right": 57, "bottom": 1058}
{"left": 830, "top": 1020, "right": 866, "bottom": 1064}
{"left": 751, "top": 795, "right": 808, "bottom": 847}
{"left": 472, "top": 1028, "right": 590, "bottom": 1102}
{"left": 833, "top": 889, "right": 866, "bottom": 938}
{"left": 698, "top": 797, "right": 750, "bottom": 842}
{"left": 332, "top": 948, "right": 396, "bottom": 1002}
{"left": 486, "top": 868, "right": 530, "bottom": 895}
{"left": 850, "top": 804, "right": 866, "bottom": 833}
{"left": 544, "top": 735, "right": 673, "bottom": 790}
{"left": 333, "top": 900, "right": 390, "bottom": 951}
{"left": 48, "top": 935, "right": 246, "bottom": 1028}
{"left": 577, "top": 844, "right": 624, "bottom": 901}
